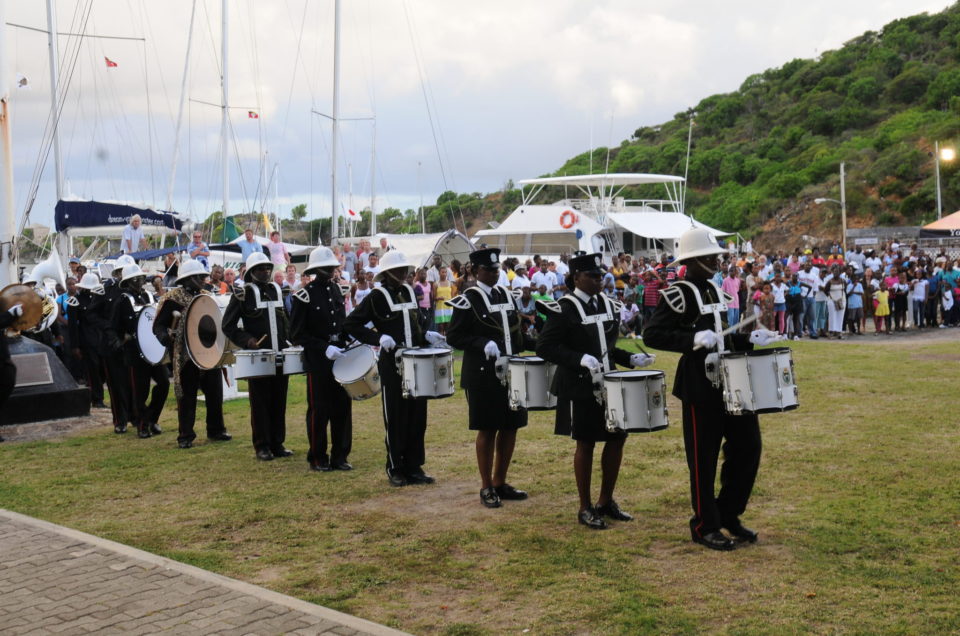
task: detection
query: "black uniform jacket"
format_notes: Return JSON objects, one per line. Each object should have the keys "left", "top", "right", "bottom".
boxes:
{"left": 109, "top": 290, "right": 151, "bottom": 365}
{"left": 68, "top": 290, "right": 107, "bottom": 352}
{"left": 642, "top": 277, "right": 752, "bottom": 403}
{"left": 95, "top": 280, "right": 124, "bottom": 354}
{"left": 446, "top": 285, "right": 536, "bottom": 391}
{"left": 153, "top": 291, "right": 187, "bottom": 349}
{"left": 536, "top": 293, "right": 632, "bottom": 401}
{"left": 289, "top": 279, "right": 348, "bottom": 373}
{"left": 222, "top": 282, "right": 290, "bottom": 350}
{"left": 0, "top": 310, "right": 14, "bottom": 363}
{"left": 343, "top": 284, "right": 426, "bottom": 350}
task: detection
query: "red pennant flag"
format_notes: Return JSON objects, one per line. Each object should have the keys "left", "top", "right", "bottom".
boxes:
{"left": 248, "top": 111, "right": 259, "bottom": 119}
{"left": 104, "top": 57, "right": 118, "bottom": 68}
{"left": 348, "top": 209, "right": 357, "bottom": 217}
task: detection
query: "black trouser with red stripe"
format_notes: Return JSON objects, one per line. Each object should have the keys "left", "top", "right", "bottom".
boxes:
{"left": 102, "top": 350, "right": 131, "bottom": 428}
{"left": 128, "top": 359, "right": 170, "bottom": 433}
{"left": 305, "top": 370, "right": 352, "bottom": 467}
{"left": 81, "top": 348, "right": 104, "bottom": 405}
{"left": 682, "top": 402, "right": 762, "bottom": 538}
{"left": 177, "top": 364, "right": 225, "bottom": 444}
{"left": 378, "top": 355, "right": 427, "bottom": 474}
{"left": 247, "top": 373, "right": 288, "bottom": 454}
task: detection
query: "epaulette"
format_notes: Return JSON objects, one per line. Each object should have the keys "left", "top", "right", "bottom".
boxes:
{"left": 720, "top": 289, "right": 735, "bottom": 306}
{"left": 66, "top": 296, "right": 79, "bottom": 307}
{"left": 339, "top": 284, "right": 351, "bottom": 297}
{"left": 510, "top": 288, "right": 523, "bottom": 301}
{"left": 293, "top": 288, "right": 310, "bottom": 303}
{"left": 233, "top": 286, "right": 246, "bottom": 301}
{"left": 445, "top": 294, "right": 472, "bottom": 310}
{"left": 609, "top": 297, "right": 624, "bottom": 313}
{"left": 659, "top": 285, "right": 686, "bottom": 314}
{"left": 536, "top": 298, "right": 562, "bottom": 314}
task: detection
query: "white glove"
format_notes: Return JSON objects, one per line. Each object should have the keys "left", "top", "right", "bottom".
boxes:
{"left": 325, "top": 345, "right": 345, "bottom": 360}
{"left": 579, "top": 354, "right": 601, "bottom": 371}
{"left": 483, "top": 340, "right": 501, "bottom": 360}
{"left": 379, "top": 334, "right": 396, "bottom": 352}
{"left": 7, "top": 303, "right": 23, "bottom": 318}
{"left": 425, "top": 330, "right": 446, "bottom": 346}
{"left": 749, "top": 329, "right": 785, "bottom": 347}
{"left": 693, "top": 330, "right": 719, "bottom": 349}
{"left": 630, "top": 353, "right": 656, "bottom": 368}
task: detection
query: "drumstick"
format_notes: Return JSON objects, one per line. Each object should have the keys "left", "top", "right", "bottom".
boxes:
{"left": 692, "top": 313, "right": 758, "bottom": 351}
{"left": 255, "top": 334, "right": 268, "bottom": 346}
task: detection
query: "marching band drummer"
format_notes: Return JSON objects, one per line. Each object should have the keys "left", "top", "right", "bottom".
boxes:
{"left": 643, "top": 227, "right": 780, "bottom": 551}
{"left": 97, "top": 254, "right": 137, "bottom": 434}
{"left": 108, "top": 264, "right": 170, "bottom": 439}
{"left": 536, "top": 253, "right": 655, "bottom": 530}
{"left": 343, "top": 250, "right": 447, "bottom": 487}
{"left": 290, "top": 246, "right": 354, "bottom": 472}
{"left": 446, "top": 247, "right": 537, "bottom": 509}
{"left": 222, "top": 252, "right": 294, "bottom": 462}
{"left": 153, "top": 259, "right": 233, "bottom": 449}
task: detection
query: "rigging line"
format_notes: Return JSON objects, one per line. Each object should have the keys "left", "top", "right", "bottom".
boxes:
{"left": 143, "top": 39, "right": 155, "bottom": 206}
{"left": 280, "top": 0, "right": 313, "bottom": 137}
{"left": 5, "top": 22, "right": 145, "bottom": 41}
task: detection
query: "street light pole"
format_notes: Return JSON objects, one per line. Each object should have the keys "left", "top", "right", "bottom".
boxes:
{"left": 936, "top": 140, "right": 942, "bottom": 220}
{"left": 840, "top": 161, "right": 847, "bottom": 254}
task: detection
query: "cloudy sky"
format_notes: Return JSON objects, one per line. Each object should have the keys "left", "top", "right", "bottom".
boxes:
{"left": 4, "top": 0, "right": 951, "bottom": 231}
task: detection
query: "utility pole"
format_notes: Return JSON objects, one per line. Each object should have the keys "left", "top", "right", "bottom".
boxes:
{"left": 0, "top": 0, "right": 17, "bottom": 286}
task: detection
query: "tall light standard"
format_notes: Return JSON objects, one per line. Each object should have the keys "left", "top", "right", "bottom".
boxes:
{"left": 935, "top": 141, "right": 955, "bottom": 220}
{"left": 814, "top": 162, "right": 847, "bottom": 254}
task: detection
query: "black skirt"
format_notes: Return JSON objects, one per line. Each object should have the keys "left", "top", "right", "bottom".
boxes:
{"left": 466, "top": 387, "right": 528, "bottom": 431}
{"left": 554, "top": 396, "right": 627, "bottom": 443}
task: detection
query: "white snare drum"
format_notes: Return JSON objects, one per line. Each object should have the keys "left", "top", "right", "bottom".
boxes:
{"left": 397, "top": 347, "right": 455, "bottom": 399}
{"left": 281, "top": 346, "right": 304, "bottom": 375}
{"left": 505, "top": 356, "right": 556, "bottom": 411}
{"left": 234, "top": 349, "right": 278, "bottom": 380}
{"left": 136, "top": 306, "right": 168, "bottom": 365}
{"left": 601, "top": 370, "right": 669, "bottom": 433}
{"left": 719, "top": 347, "right": 798, "bottom": 415}
{"left": 332, "top": 345, "right": 381, "bottom": 400}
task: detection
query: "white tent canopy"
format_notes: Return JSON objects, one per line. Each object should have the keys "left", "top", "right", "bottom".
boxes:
{"left": 607, "top": 212, "right": 729, "bottom": 240}
{"left": 337, "top": 229, "right": 475, "bottom": 269}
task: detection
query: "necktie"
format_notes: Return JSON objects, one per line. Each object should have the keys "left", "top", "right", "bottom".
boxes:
{"left": 588, "top": 297, "right": 598, "bottom": 313}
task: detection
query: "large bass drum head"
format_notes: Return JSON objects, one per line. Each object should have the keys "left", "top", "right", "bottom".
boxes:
{"left": 136, "top": 306, "right": 167, "bottom": 365}
{"left": 185, "top": 294, "right": 227, "bottom": 370}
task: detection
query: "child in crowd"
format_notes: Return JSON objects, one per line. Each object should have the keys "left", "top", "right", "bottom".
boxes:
{"left": 874, "top": 280, "right": 891, "bottom": 335}
{"left": 759, "top": 283, "right": 776, "bottom": 331}
{"left": 771, "top": 273, "right": 787, "bottom": 334}
{"left": 433, "top": 267, "right": 454, "bottom": 334}
{"left": 892, "top": 272, "right": 910, "bottom": 332}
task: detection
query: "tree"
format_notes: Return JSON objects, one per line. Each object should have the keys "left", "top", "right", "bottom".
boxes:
{"left": 290, "top": 203, "right": 307, "bottom": 222}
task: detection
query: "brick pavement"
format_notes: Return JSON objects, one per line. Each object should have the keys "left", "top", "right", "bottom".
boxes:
{"left": 0, "top": 509, "right": 409, "bottom": 636}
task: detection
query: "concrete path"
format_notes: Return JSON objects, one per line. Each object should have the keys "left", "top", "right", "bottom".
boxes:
{"left": 0, "top": 509, "right": 408, "bottom": 636}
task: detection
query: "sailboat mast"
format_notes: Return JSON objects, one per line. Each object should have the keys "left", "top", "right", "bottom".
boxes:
{"left": 0, "top": 0, "right": 17, "bottom": 286}
{"left": 370, "top": 118, "right": 376, "bottom": 235}
{"left": 44, "top": 0, "right": 63, "bottom": 201}
{"left": 329, "top": 0, "right": 341, "bottom": 244}
{"left": 220, "top": 0, "right": 229, "bottom": 234}
{"left": 166, "top": 0, "right": 197, "bottom": 212}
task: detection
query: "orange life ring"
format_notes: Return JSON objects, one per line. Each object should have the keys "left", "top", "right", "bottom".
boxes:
{"left": 559, "top": 210, "right": 577, "bottom": 229}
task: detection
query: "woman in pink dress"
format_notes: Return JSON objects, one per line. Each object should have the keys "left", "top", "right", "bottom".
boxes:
{"left": 267, "top": 231, "right": 289, "bottom": 267}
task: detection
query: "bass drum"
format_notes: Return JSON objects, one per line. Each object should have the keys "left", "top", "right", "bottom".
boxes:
{"left": 184, "top": 293, "right": 236, "bottom": 370}
{"left": 136, "top": 305, "right": 169, "bottom": 365}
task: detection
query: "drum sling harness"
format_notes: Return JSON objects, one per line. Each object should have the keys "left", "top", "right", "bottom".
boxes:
{"left": 559, "top": 294, "right": 614, "bottom": 372}
{"left": 249, "top": 282, "right": 284, "bottom": 352}
{"left": 375, "top": 284, "right": 417, "bottom": 348}
{"left": 472, "top": 285, "right": 516, "bottom": 356}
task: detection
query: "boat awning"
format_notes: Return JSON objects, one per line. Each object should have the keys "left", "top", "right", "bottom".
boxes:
{"left": 919, "top": 210, "right": 960, "bottom": 238}
{"left": 607, "top": 212, "right": 729, "bottom": 240}
{"left": 336, "top": 230, "right": 475, "bottom": 269}
{"left": 55, "top": 200, "right": 184, "bottom": 237}
{"left": 518, "top": 173, "right": 685, "bottom": 187}
{"left": 473, "top": 230, "right": 580, "bottom": 255}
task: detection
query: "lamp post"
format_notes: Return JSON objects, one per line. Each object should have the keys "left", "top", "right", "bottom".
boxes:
{"left": 814, "top": 162, "right": 847, "bottom": 254}
{"left": 935, "top": 141, "right": 955, "bottom": 220}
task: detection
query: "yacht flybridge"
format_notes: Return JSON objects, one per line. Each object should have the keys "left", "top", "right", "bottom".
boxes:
{"left": 473, "top": 173, "right": 729, "bottom": 259}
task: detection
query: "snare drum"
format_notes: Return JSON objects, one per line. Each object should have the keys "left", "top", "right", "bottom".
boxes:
{"left": 601, "top": 370, "right": 669, "bottom": 433}
{"left": 136, "top": 305, "right": 169, "bottom": 365}
{"left": 332, "top": 345, "right": 381, "bottom": 400}
{"left": 234, "top": 349, "right": 278, "bottom": 380}
{"left": 719, "top": 347, "right": 798, "bottom": 415}
{"left": 397, "top": 347, "right": 455, "bottom": 399}
{"left": 281, "top": 346, "right": 305, "bottom": 375}
{"left": 505, "top": 356, "right": 556, "bottom": 411}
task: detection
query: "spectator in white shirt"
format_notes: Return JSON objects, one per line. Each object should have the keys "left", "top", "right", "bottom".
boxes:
{"left": 530, "top": 261, "right": 558, "bottom": 295}
{"left": 511, "top": 265, "right": 531, "bottom": 290}
{"left": 122, "top": 214, "right": 148, "bottom": 255}
{"left": 363, "top": 253, "right": 380, "bottom": 276}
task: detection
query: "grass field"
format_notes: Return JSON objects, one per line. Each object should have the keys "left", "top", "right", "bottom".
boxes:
{"left": 1, "top": 336, "right": 959, "bottom": 635}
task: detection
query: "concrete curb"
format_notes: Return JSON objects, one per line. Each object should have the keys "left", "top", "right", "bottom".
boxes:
{"left": 0, "top": 508, "right": 410, "bottom": 636}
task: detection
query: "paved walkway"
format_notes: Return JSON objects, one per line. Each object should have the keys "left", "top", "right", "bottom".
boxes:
{"left": 0, "top": 509, "right": 408, "bottom": 636}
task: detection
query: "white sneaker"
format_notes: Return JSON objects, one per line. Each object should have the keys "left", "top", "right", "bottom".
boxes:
{"left": 939, "top": 324, "right": 947, "bottom": 329}
{"left": 793, "top": 336, "right": 800, "bottom": 341}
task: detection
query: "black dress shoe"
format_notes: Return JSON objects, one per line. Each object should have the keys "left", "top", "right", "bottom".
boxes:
{"left": 310, "top": 461, "right": 333, "bottom": 472}
{"left": 331, "top": 461, "right": 353, "bottom": 471}
{"left": 114, "top": 424, "right": 127, "bottom": 434}
{"left": 92, "top": 401, "right": 108, "bottom": 409}
{"left": 137, "top": 428, "right": 152, "bottom": 439}
{"left": 386, "top": 468, "right": 408, "bottom": 487}
{"left": 406, "top": 471, "right": 435, "bottom": 485}
{"left": 480, "top": 487, "right": 502, "bottom": 508}
{"left": 256, "top": 449, "right": 275, "bottom": 461}
{"left": 207, "top": 432, "right": 232, "bottom": 442}
{"left": 149, "top": 423, "right": 162, "bottom": 435}
{"left": 691, "top": 530, "right": 736, "bottom": 551}
{"left": 494, "top": 483, "right": 528, "bottom": 500}
{"left": 271, "top": 447, "right": 294, "bottom": 458}
{"left": 578, "top": 507, "right": 607, "bottom": 530}
{"left": 596, "top": 500, "right": 633, "bottom": 521}
{"left": 723, "top": 520, "right": 758, "bottom": 543}
{"left": 178, "top": 440, "right": 193, "bottom": 449}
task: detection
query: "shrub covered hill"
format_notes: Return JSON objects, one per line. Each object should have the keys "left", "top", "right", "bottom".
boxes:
{"left": 399, "top": 3, "right": 960, "bottom": 252}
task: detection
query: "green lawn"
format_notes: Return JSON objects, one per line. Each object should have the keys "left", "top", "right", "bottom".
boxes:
{"left": 1, "top": 338, "right": 958, "bottom": 635}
